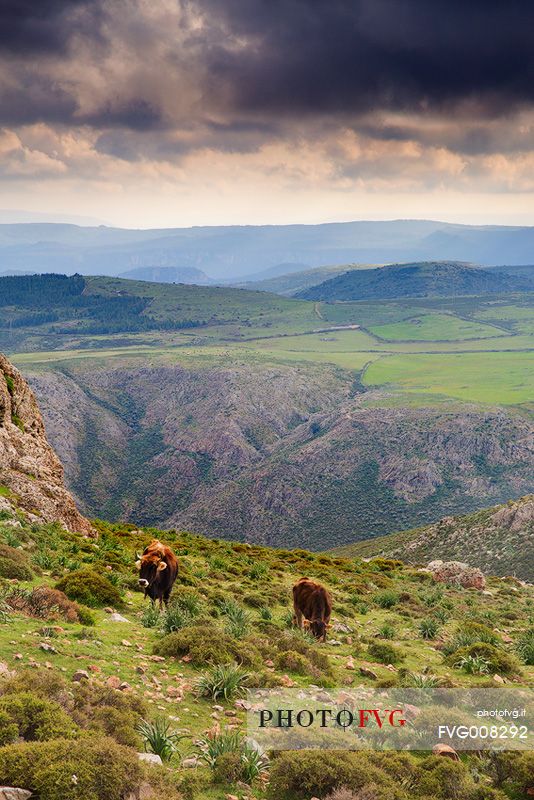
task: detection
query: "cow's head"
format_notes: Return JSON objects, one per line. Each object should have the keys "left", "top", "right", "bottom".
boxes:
{"left": 309, "top": 618, "right": 328, "bottom": 642}
{"left": 135, "top": 548, "right": 167, "bottom": 589}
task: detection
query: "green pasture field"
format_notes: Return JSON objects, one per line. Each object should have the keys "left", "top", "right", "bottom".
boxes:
{"left": 8, "top": 285, "right": 534, "bottom": 410}
{"left": 363, "top": 351, "right": 534, "bottom": 405}
{"left": 369, "top": 312, "right": 508, "bottom": 341}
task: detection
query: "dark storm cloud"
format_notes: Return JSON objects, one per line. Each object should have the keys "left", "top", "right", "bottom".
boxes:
{"left": 198, "top": 0, "right": 534, "bottom": 117}
{"left": 0, "top": 0, "right": 101, "bottom": 54}
{"left": 1, "top": 0, "right": 534, "bottom": 162}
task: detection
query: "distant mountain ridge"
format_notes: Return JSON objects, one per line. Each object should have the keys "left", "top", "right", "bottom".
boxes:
{"left": 118, "top": 265, "right": 213, "bottom": 284}
{"left": 297, "top": 261, "right": 533, "bottom": 301}
{"left": 2, "top": 218, "right": 534, "bottom": 279}
{"left": 332, "top": 495, "right": 534, "bottom": 580}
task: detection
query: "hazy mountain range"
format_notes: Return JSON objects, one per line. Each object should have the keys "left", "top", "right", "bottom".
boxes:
{"left": 2, "top": 219, "right": 534, "bottom": 280}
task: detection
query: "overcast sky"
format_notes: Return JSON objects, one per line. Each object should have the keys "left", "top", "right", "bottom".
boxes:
{"left": 1, "top": 0, "right": 534, "bottom": 228}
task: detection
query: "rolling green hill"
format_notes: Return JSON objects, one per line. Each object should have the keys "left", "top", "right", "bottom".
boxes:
{"left": 233, "top": 262, "right": 381, "bottom": 296}
{"left": 298, "top": 261, "right": 533, "bottom": 301}
{"left": 332, "top": 495, "right": 534, "bottom": 580}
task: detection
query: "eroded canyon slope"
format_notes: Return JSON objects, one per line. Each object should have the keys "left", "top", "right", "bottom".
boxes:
{"left": 25, "top": 360, "right": 533, "bottom": 550}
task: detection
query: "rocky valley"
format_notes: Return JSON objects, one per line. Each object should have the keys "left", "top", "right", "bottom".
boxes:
{"left": 24, "top": 358, "right": 534, "bottom": 554}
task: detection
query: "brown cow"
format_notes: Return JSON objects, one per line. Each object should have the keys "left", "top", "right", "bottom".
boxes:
{"left": 136, "top": 540, "right": 178, "bottom": 609}
{"left": 292, "top": 577, "right": 332, "bottom": 642}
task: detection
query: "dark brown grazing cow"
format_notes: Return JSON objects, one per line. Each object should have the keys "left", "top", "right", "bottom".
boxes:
{"left": 136, "top": 540, "right": 178, "bottom": 609}
{"left": 292, "top": 577, "right": 332, "bottom": 642}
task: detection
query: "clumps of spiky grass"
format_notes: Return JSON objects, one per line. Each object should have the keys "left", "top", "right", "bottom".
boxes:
{"left": 136, "top": 717, "right": 185, "bottom": 763}
{"left": 195, "top": 662, "right": 250, "bottom": 701}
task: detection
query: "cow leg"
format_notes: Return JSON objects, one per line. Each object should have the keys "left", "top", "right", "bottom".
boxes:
{"left": 294, "top": 608, "right": 303, "bottom": 629}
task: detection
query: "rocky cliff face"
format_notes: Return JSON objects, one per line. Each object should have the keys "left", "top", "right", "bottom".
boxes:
{"left": 0, "top": 354, "right": 93, "bottom": 534}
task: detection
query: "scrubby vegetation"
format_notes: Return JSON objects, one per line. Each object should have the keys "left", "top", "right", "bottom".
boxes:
{"left": 0, "top": 510, "right": 532, "bottom": 799}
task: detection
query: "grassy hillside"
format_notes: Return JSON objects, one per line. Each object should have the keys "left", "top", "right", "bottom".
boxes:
{"left": 298, "top": 262, "right": 533, "bottom": 301}
{"left": 0, "top": 502, "right": 532, "bottom": 799}
{"left": 333, "top": 495, "right": 534, "bottom": 579}
{"left": 233, "top": 262, "right": 380, "bottom": 296}
{"left": 0, "top": 273, "right": 320, "bottom": 351}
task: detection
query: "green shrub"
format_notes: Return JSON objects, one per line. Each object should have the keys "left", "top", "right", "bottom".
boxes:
{"left": 55, "top": 569, "right": 123, "bottom": 607}
{"left": 515, "top": 627, "right": 534, "bottom": 665}
{"left": 212, "top": 750, "right": 243, "bottom": 784}
{"left": 243, "top": 592, "right": 265, "bottom": 608}
{"left": 76, "top": 605, "right": 96, "bottom": 626}
{"left": 0, "top": 737, "right": 143, "bottom": 800}
{"left": 195, "top": 662, "right": 250, "bottom": 700}
{"left": 0, "top": 555, "right": 33, "bottom": 581}
{"left": 170, "top": 586, "right": 204, "bottom": 616}
{"left": 197, "top": 728, "right": 243, "bottom": 767}
{"left": 369, "top": 558, "right": 403, "bottom": 572}
{"left": 259, "top": 606, "right": 272, "bottom": 620}
{"left": 368, "top": 641, "right": 404, "bottom": 664}
{"left": 418, "top": 617, "right": 440, "bottom": 639}
{"left": 267, "top": 751, "right": 404, "bottom": 800}
{"left": 275, "top": 650, "right": 312, "bottom": 675}
{"left": 71, "top": 681, "right": 146, "bottom": 746}
{"left": 161, "top": 603, "right": 193, "bottom": 634}
{"left": 153, "top": 622, "right": 258, "bottom": 667}
{"left": 449, "top": 643, "right": 521, "bottom": 675}
{"left": 0, "top": 691, "right": 78, "bottom": 741}
{"left": 199, "top": 730, "right": 269, "bottom": 785}
{"left": 218, "top": 598, "right": 251, "bottom": 638}
{"left": 0, "top": 709, "right": 18, "bottom": 745}
{"left": 378, "top": 622, "right": 396, "bottom": 639}
{"left": 372, "top": 590, "right": 399, "bottom": 609}
{"left": 275, "top": 630, "right": 332, "bottom": 676}
{"left": 455, "top": 654, "right": 490, "bottom": 675}
{"left": 141, "top": 603, "right": 161, "bottom": 628}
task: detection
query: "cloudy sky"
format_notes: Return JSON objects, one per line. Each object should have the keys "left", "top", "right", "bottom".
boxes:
{"left": 1, "top": 0, "right": 534, "bottom": 228}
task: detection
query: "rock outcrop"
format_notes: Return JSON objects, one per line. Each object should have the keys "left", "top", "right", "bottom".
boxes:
{"left": 0, "top": 354, "right": 94, "bottom": 535}
{"left": 427, "top": 560, "right": 485, "bottom": 589}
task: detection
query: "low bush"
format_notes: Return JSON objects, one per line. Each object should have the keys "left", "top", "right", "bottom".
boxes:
{"left": 0, "top": 691, "right": 78, "bottom": 741}
{"left": 0, "top": 737, "right": 143, "bottom": 800}
{"left": 199, "top": 730, "right": 269, "bottom": 785}
{"left": 0, "top": 555, "right": 33, "bottom": 581}
{"left": 153, "top": 621, "right": 260, "bottom": 667}
{"left": 377, "top": 623, "right": 396, "bottom": 639}
{"left": 55, "top": 569, "right": 123, "bottom": 607}
{"left": 515, "top": 627, "right": 534, "bottom": 665}
{"left": 76, "top": 605, "right": 96, "bottom": 626}
{"left": 6, "top": 586, "right": 83, "bottom": 622}
{"left": 0, "top": 543, "right": 33, "bottom": 580}
{"left": 368, "top": 641, "right": 405, "bottom": 664}
{"left": 275, "top": 650, "right": 313, "bottom": 675}
{"left": 449, "top": 643, "right": 521, "bottom": 675}
{"left": 267, "top": 751, "right": 406, "bottom": 800}
{"left": 71, "top": 683, "right": 145, "bottom": 747}
{"left": 418, "top": 617, "right": 440, "bottom": 639}
{"left": 372, "top": 590, "right": 399, "bottom": 609}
